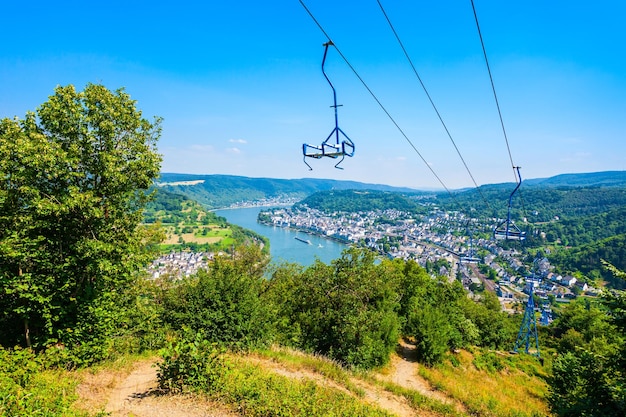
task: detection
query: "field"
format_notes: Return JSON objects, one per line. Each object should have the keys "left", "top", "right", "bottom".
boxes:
{"left": 163, "top": 224, "right": 233, "bottom": 245}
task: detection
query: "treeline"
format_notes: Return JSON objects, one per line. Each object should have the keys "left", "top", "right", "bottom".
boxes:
{"left": 295, "top": 189, "right": 425, "bottom": 215}
{"left": 157, "top": 246, "right": 516, "bottom": 368}
{"left": 533, "top": 205, "right": 626, "bottom": 247}
{"left": 438, "top": 185, "right": 626, "bottom": 223}
{"left": 549, "top": 234, "right": 626, "bottom": 288}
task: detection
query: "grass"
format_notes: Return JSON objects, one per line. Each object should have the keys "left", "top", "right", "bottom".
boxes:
{"left": 1, "top": 342, "right": 554, "bottom": 417}
{"left": 199, "top": 353, "right": 394, "bottom": 417}
{"left": 163, "top": 225, "right": 233, "bottom": 245}
{"left": 377, "top": 381, "right": 463, "bottom": 417}
{"left": 417, "top": 349, "right": 552, "bottom": 417}
{"left": 255, "top": 345, "right": 466, "bottom": 417}
{"left": 254, "top": 346, "right": 365, "bottom": 396}
{"left": 0, "top": 347, "right": 92, "bottom": 417}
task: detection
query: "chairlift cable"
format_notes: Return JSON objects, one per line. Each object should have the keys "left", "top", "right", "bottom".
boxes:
{"left": 470, "top": 0, "right": 517, "bottom": 180}
{"left": 376, "top": 0, "right": 491, "bottom": 211}
{"left": 299, "top": 0, "right": 457, "bottom": 200}
{"left": 471, "top": 0, "right": 532, "bottom": 239}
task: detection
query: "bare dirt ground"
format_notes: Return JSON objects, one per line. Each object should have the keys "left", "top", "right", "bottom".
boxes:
{"left": 77, "top": 359, "right": 237, "bottom": 417}
{"left": 379, "top": 340, "right": 467, "bottom": 414}
{"left": 77, "top": 343, "right": 466, "bottom": 417}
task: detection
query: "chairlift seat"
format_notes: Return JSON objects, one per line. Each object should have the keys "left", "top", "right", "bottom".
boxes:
{"left": 303, "top": 143, "right": 325, "bottom": 158}
{"left": 322, "top": 142, "right": 342, "bottom": 157}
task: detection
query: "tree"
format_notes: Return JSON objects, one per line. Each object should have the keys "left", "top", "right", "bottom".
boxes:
{"left": 268, "top": 247, "right": 402, "bottom": 369}
{"left": 161, "top": 245, "right": 271, "bottom": 350}
{"left": 548, "top": 262, "right": 626, "bottom": 416}
{"left": 0, "top": 84, "right": 161, "bottom": 360}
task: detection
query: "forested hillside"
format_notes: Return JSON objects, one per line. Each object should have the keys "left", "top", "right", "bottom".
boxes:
{"left": 437, "top": 184, "right": 626, "bottom": 223}
{"left": 523, "top": 170, "right": 626, "bottom": 187}
{"left": 549, "top": 234, "right": 626, "bottom": 288}
{"left": 143, "top": 188, "right": 268, "bottom": 253}
{"left": 157, "top": 173, "right": 421, "bottom": 208}
{"left": 294, "top": 189, "right": 426, "bottom": 214}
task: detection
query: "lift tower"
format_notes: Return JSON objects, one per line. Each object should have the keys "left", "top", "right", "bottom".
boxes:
{"left": 513, "top": 285, "right": 541, "bottom": 359}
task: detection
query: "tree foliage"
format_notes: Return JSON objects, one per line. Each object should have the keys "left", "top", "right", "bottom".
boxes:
{"left": 294, "top": 189, "right": 424, "bottom": 214}
{"left": 266, "top": 250, "right": 514, "bottom": 368}
{"left": 161, "top": 245, "right": 271, "bottom": 350}
{"left": 548, "top": 264, "right": 626, "bottom": 416}
{"left": 0, "top": 84, "right": 161, "bottom": 360}
{"left": 266, "top": 248, "right": 401, "bottom": 368}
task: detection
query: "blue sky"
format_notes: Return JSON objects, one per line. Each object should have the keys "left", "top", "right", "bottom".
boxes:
{"left": 1, "top": 1, "right": 625, "bottom": 189}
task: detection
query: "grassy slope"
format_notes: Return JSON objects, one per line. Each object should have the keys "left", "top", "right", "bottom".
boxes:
{"left": 67, "top": 345, "right": 551, "bottom": 417}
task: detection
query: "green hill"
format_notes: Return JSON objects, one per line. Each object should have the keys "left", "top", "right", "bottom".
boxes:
{"left": 295, "top": 189, "right": 425, "bottom": 214}
{"left": 156, "top": 173, "right": 428, "bottom": 209}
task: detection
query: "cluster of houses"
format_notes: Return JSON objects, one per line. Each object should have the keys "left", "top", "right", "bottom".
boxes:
{"left": 262, "top": 208, "right": 481, "bottom": 270}
{"left": 147, "top": 204, "right": 597, "bottom": 324}
{"left": 147, "top": 250, "right": 213, "bottom": 280}
{"left": 261, "top": 206, "right": 597, "bottom": 315}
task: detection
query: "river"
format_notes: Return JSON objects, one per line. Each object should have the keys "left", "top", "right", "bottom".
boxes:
{"left": 214, "top": 207, "right": 347, "bottom": 266}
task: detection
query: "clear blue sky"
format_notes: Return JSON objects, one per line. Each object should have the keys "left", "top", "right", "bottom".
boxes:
{"left": 1, "top": 1, "right": 625, "bottom": 189}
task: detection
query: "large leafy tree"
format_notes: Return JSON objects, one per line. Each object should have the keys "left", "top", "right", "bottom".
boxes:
{"left": 268, "top": 247, "right": 402, "bottom": 369}
{"left": 0, "top": 84, "right": 161, "bottom": 358}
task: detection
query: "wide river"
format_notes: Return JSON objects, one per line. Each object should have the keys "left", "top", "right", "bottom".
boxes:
{"left": 214, "top": 207, "right": 347, "bottom": 267}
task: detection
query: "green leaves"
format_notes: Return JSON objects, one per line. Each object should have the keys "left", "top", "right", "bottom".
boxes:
{"left": 161, "top": 246, "right": 272, "bottom": 350}
{"left": 548, "top": 269, "right": 626, "bottom": 416}
{"left": 268, "top": 247, "right": 402, "bottom": 369}
{"left": 0, "top": 84, "right": 161, "bottom": 360}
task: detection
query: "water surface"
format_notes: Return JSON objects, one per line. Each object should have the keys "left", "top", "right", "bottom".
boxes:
{"left": 214, "top": 207, "right": 347, "bottom": 266}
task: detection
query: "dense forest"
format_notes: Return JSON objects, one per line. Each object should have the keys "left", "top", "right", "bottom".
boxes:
{"left": 437, "top": 184, "right": 626, "bottom": 223}
{"left": 294, "top": 189, "right": 426, "bottom": 214}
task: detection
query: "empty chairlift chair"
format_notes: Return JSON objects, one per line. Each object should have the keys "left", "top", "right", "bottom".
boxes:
{"left": 494, "top": 166, "right": 526, "bottom": 241}
{"left": 303, "top": 41, "right": 355, "bottom": 170}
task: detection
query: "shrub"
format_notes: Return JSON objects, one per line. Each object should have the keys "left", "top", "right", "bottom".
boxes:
{"left": 0, "top": 346, "right": 87, "bottom": 416}
{"left": 157, "top": 332, "right": 229, "bottom": 393}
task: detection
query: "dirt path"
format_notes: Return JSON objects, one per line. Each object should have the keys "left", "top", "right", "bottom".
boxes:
{"left": 78, "top": 344, "right": 465, "bottom": 417}
{"left": 244, "top": 353, "right": 418, "bottom": 417}
{"left": 78, "top": 359, "right": 236, "bottom": 417}
{"left": 379, "top": 340, "right": 466, "bottom": 414}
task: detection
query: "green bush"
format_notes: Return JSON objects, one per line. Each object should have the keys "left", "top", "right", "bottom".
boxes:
{"left": 472, "top": 351, "right": 505, "bottom": 373}
{"left": 267, "top": 248, "right": 401, "bottom": 369}
{"left": 157, "top": 332, "right": 229, "bottom": 394}
{"left": 0, "top": 346, "right": 87, "bottom": 416}
{"left": 161, "top": 246, "right": 271, "bottom": 350}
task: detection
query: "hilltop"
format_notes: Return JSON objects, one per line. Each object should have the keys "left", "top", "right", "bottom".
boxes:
{"left": 157, "top": 170, "right": 626, "bottom": 210}
{"left": 157, "top": 173, "right": 431, "bottom": 209}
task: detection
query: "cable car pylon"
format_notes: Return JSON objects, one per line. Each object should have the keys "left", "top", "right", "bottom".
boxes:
{"left": 512, "top": 259, "right": 542, "bottom": 363}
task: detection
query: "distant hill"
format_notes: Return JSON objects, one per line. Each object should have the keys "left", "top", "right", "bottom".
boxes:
{"left": 523, "top": 171, "right": 626, "bottom": 188}
{"left": 157, "top": 173, "right": 425, "bottom": 209}
{"left": 156, "top": 171, "right": 626, "bottom": 210}
{"left": 294, "top": 189, "right": 425, "bottom": 214}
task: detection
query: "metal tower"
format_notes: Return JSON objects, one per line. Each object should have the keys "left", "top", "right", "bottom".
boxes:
{"left": 513, "top": 285, "right": 541, "bottom": 358}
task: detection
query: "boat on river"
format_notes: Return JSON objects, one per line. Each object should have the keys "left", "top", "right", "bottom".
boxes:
{"left": 294, "top": 236, "right": 312, "bottom": 245}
